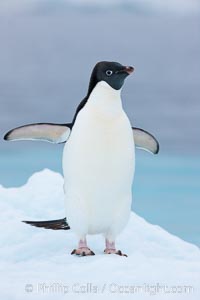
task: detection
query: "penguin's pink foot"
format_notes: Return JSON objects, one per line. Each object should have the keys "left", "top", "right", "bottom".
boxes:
{"left": 104, "top": 248, "right": 127, "bottom": 257}
{"left": 71, "top": 247, "right": 95, "bottom": 256}
{"left": 104, "top": 239, "right": 127, "bottom": 257}
{"left": 71, "top": 238, "right": 95, "bottom": 256}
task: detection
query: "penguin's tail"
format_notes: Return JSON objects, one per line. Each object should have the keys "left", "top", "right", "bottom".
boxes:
{"left": 22, "top": 218, "right": 70, "bottom": 230}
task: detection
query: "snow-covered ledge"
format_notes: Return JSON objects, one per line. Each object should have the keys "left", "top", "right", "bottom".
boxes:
{"left": 0, "top": 169, "right": 199, "bottom": 300}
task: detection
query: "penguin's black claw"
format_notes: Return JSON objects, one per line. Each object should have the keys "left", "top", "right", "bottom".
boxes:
{"left": 70, "top": 247, "right": 95, "bottom": 256}
{"left": 116, "top": 250, "right": 128, "bottom": 257}
{"left": 104, "top": 248, "right": 128, "bottom": 257}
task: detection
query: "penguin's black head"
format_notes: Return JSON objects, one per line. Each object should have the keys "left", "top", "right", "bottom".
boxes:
{"left": 87, "top": 61, "right": 134, "bottom": 97}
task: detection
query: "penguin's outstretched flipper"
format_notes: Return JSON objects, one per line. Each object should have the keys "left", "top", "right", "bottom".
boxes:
{"left": 4, "top": 123, "right": 71, "bottom": 144}
{"left": 22, "top": 218, "right": 70, "bottom": 230}
{"left": 132, "top": 127, "right": 159, "bottom": 154}
{"left": 4, "top": 123, "right": 159, "bottom": 154}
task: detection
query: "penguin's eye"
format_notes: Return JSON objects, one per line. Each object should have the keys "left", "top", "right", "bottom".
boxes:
{"left": 106, "top": 70, "right": 113, "bottom": 76}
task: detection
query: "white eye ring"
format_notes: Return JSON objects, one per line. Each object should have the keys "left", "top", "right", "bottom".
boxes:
{"left": 106, "top": 70, "right": 113, "bottom": 76}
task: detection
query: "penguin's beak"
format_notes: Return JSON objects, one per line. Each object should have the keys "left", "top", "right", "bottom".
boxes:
{"left": 117, "top": 66, "right": 134, "bottom": 76}
{"left": 123, "top": 66, "right": 134, "bottom": 75}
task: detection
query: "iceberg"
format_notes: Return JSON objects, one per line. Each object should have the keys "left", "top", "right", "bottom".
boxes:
{"left": 0, "top": 169, "right": 199, "bottom": 299}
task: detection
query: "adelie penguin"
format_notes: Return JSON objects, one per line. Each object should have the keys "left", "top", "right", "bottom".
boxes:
{"left": 4, "top": 61, "right": 159, "bottom": 257}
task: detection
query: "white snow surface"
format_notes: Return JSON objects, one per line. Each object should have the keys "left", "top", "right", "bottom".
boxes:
{"left": 0, "top": 169, "right": 199, "bottom": 299}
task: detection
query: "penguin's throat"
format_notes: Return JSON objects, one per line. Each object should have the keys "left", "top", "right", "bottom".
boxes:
{"left": 87, "top": 81, "right": 123, "bottom": 118}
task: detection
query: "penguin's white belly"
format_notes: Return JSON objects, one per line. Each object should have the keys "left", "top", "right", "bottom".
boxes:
{"left": 63, "top": 106, "right": 135, "bottom": 235}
